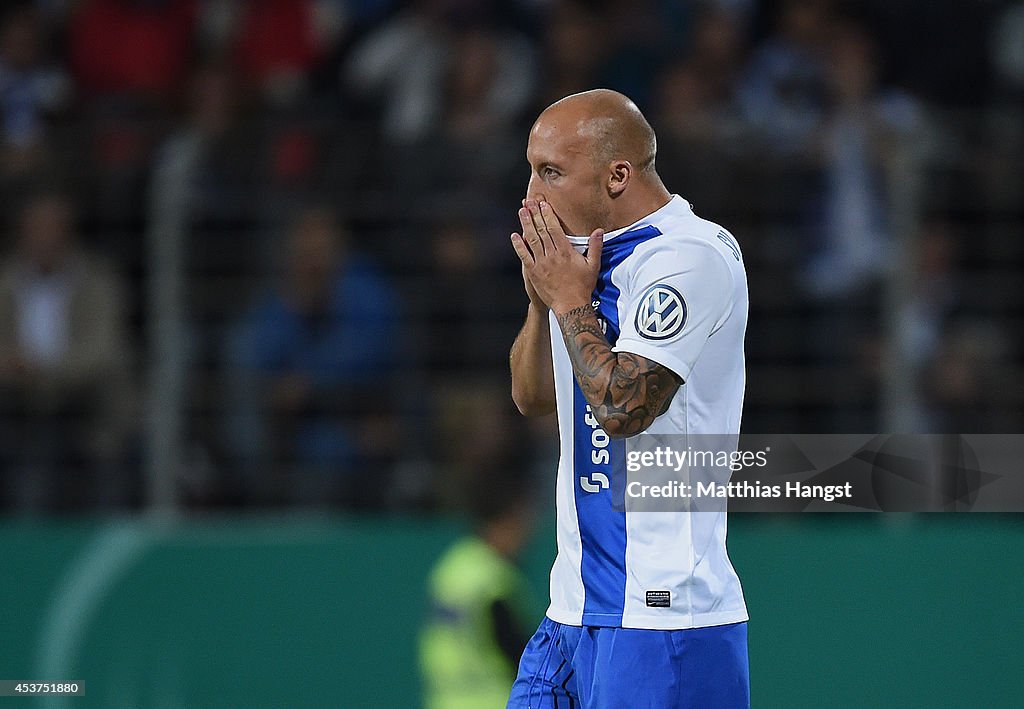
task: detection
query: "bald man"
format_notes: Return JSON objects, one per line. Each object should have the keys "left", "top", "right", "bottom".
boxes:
{"left": 507, "top": 90, "right": 750, "bottom": 708}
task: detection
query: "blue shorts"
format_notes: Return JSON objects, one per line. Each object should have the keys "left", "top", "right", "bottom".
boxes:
{"left": 507, "top": 617, "right": 749, "bottom": 709}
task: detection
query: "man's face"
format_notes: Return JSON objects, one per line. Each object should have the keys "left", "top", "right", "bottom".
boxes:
{"left": 525, "top": 114, "right": 610, "bottom": 238}
{"left": 20, "top": 198, "right": 72, "bottom": 272}
{"left": 285, "top": 213, "right": 344, "bottom": 309}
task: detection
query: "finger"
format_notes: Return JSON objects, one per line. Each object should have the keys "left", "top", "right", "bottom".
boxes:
{"left": 526, "top": 200, "right": 557, "bottom": 254}
{"left": 511, "top": 232, "right": 535, "bottom": 265}
{"left": 519, "top": 207, "right": 544, "bottom": 256}
{"left": 539, "top": 201, "right": 568, "bottom": 246}
{"left": 585, "top": 228, "right": 605, "bottom": 271}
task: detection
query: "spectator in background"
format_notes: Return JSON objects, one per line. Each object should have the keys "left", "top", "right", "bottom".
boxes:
{"left": 649, "top": 5, "right": 749, "bottom": 215}
{"left": 738, "top": 0, "right": 834, "bottom": 153}
{"left": 992, "top": 2, "right": 1024, "bottom": 98}
{"left": 596, "top": 0, "right": 690, "bottom": 110}
{"left": 417, "top": 218, "right": 519, "bottom": 378}
{"left": 429, "top": 383, "right": 529, "bottom": 511}
{"left": 420, "top": 463, "right": 536, "bottom": 709}
{"left": 856, "top": 217, "right": 1017, "bottom": 434}
{"left": 225, "top": 206, "right": 400, "bottom": 509}
{"left": 345, "top": 0, "right": 535, "bottom": 144}
{"left": 441, "top": 26, "right": 535, "bottom": 146}
{"left": 686, "top": 3, "right": 747, "bottom": 108}
{"left": 69, "top": 0, "right": 198, "bottom": 231}
{"left": 162, "top": 60, "right": 266, "bottom": 347}
{"left": 197, "top": 0, "right": 347, "bottom": 106}
{"left": 987, "top": 1, "right": 1024, "bottom": 210}
{"left": 797, "top": 21, "right": 921, "bottom": 431}
{"left": 801, "top": 21, "right": 920, "bottom": 299}
{"left": 70, "top": 0, "right": 196, "bottom": 104}
{"left": 233, "top": 0, "right": 324, "bottom": 103}
{"left": 903, "top": 219, "right": 959, "bottom": 376}
{"left": 653, "top": 58, "right": 743, "bottom": 215}
{"left": 0, "top": 5, "right": 69, "bottom": 178}
{"left": 536, "top": 0, "right": 607, "bottom": 108}
{"left": 343, "top": 0, "right": 453, "bottom": 144}
{"left": 648, "top": 6, "right": 749, "bottom": 274}
{"left": 0, "top": 191, "right": 133, "bottom": 511}
{"left": 391, "top": 214, "right": 540, "bottom": 511}
{"left": 381, "top": 24, "right": 534, "bottom": 223}
{"left": 925, "top": 321, "right": 1012, "bottom": 433}
{"left": 855, "top": 218, "right": 961, "bottom": 432}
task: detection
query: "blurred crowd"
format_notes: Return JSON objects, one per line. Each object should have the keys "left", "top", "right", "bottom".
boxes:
{"left": 0, "top": 0, "right": 1021, "bottom": 512}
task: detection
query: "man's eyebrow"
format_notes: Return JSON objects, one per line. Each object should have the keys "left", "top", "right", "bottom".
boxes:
{"left": 533, "top": 160, "right": 561, "bottom": 171}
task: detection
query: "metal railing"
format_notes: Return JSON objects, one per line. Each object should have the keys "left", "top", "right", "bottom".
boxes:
{"left": 0, "top": 109, "right": 1020, "bottom": 512}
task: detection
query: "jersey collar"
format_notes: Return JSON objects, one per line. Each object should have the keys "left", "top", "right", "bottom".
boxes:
{"left": 565, "top": 195, "right": 689, "bottom": 246}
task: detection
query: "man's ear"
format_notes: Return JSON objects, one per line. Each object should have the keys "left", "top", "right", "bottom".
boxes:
{"left": 608, "top": 160, "right": 631, "bottom": 197}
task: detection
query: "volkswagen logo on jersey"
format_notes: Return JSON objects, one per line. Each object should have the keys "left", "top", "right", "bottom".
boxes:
{"left": 635, "top": 284, "right": 686, "bottom": 340}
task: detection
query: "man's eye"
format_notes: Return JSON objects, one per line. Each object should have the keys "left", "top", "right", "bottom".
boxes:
{"left": 543, "top": 168, "right": 558, "bottom": 179}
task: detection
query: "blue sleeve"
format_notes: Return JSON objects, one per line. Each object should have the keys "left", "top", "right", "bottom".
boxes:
{"left": 229, "top": 295, "right": 297, "bottom": 373}
{"left": 307, "top": 261, "right": 401, "bottom": 385}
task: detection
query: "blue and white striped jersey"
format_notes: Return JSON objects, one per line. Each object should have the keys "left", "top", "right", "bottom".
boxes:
{"left": 546, "top": 195, "right": 749, "bottom": 630}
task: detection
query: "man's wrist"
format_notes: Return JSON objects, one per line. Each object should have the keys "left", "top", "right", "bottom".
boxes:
{"left": 551, "top": 298, "right": 593, "bottom": 319}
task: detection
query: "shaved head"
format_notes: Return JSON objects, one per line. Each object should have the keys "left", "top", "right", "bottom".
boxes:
{"left": 524, "top": 89, "right": 669, "bottom": 237}
{"left": 535, "top": 89, "right": 657, "bottom": 174}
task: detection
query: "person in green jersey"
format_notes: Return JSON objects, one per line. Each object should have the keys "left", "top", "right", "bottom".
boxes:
{"left": 420, "top": 468, "right": 536, "bottom": 709}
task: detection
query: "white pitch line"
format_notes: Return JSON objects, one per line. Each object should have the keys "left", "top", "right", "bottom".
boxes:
{"left": 34, "top": 521, "right": 158, "bottom": 709}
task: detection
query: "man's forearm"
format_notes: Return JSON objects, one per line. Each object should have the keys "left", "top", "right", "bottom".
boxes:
{"left": 555, "top": 305, "right": 679, "bottom": 438}
{"left": 510, "top": 303, "right": 555, "bottom": 415}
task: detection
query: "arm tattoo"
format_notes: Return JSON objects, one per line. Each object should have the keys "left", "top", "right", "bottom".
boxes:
{"left": 556, "top": 305, "right": 681, "bottom": 438}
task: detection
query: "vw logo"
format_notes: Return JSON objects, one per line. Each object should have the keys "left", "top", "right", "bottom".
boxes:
{"left": 635, "top": 284, "right": 686, "bottom": 340}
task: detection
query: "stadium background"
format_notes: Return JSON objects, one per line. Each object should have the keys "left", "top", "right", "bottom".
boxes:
{"left": 0, "top": 0, "right": 1021, "bottom": 706}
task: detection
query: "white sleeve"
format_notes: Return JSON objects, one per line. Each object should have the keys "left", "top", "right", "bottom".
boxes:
{"left": 612, "top": 241, "right": 735, "bottom": 382}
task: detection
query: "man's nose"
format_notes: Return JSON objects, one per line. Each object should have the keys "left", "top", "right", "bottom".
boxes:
{"left": 525, "top": 176, "right": 544, "bottom": 203}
